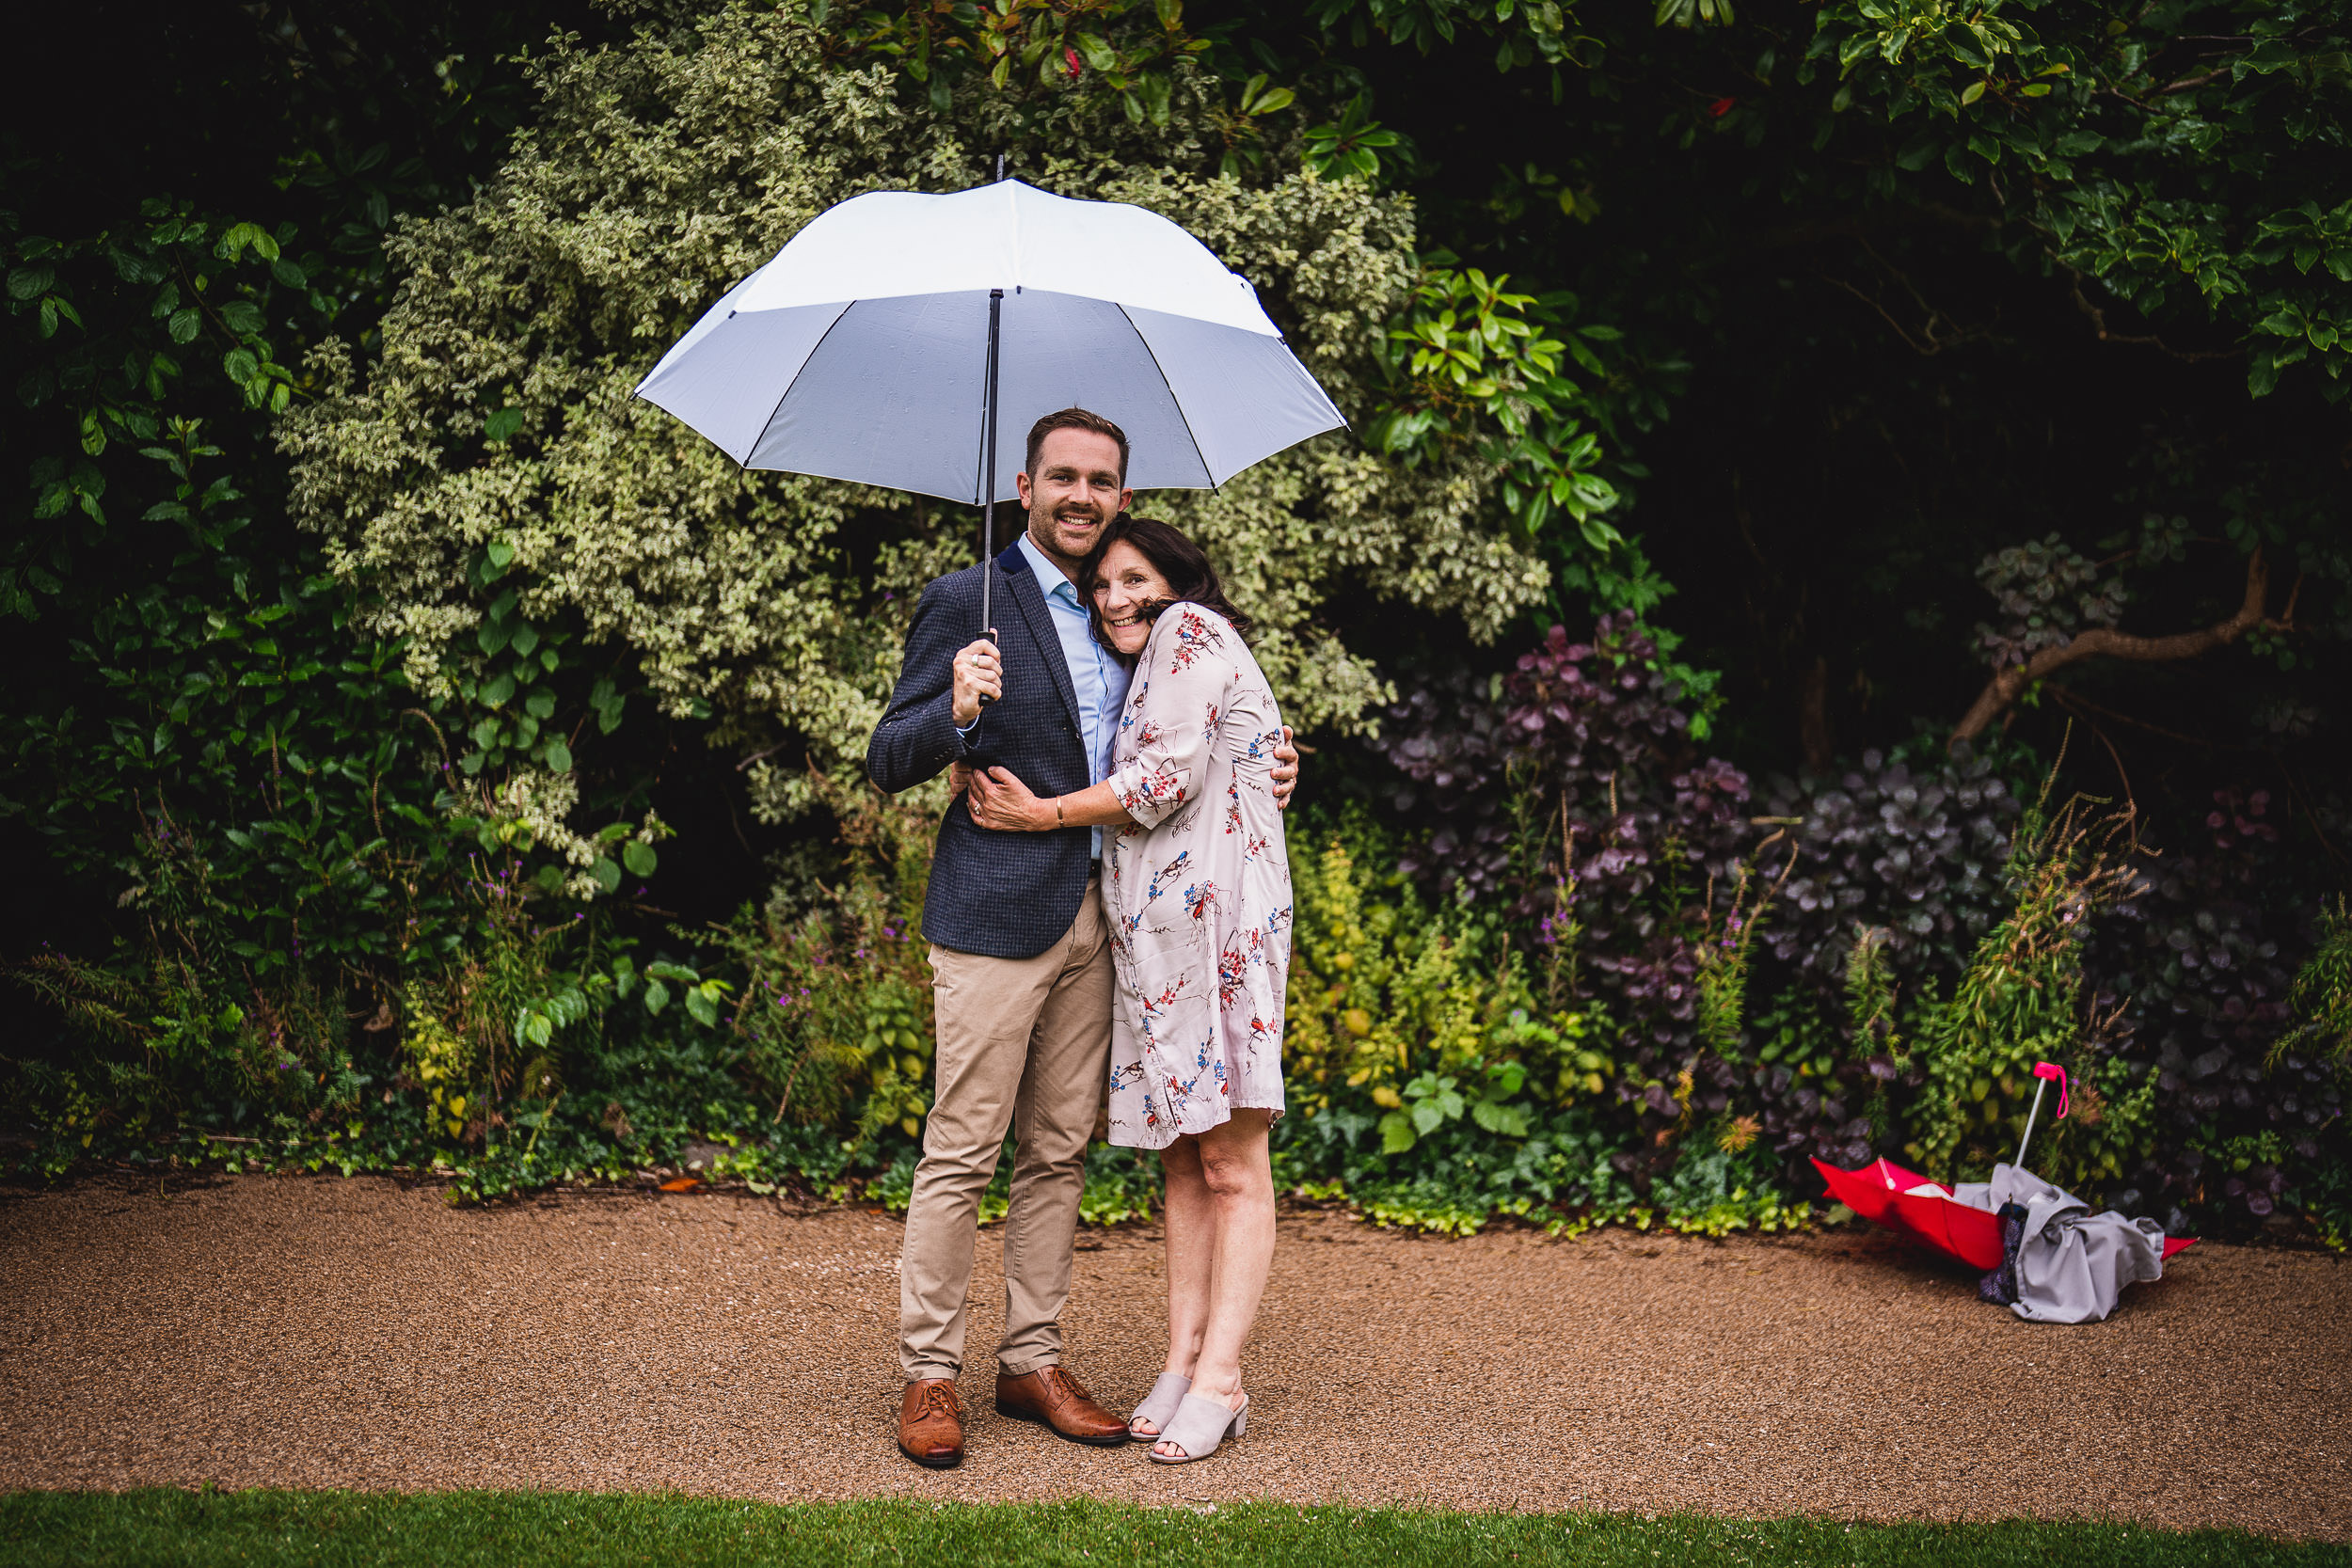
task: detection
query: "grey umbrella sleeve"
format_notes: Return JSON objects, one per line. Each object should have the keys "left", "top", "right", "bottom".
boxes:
{"left": 1977, "top": 1164, "right": 2169, "bottom": 1324}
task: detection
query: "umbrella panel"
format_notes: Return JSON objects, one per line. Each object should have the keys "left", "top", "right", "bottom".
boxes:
{"left": 637, "top": 288, "right": 1344, "bottom": 503}
{"left": 749, "top": 290, "right": 1214, "bottom": 501}
{"left": 1815, "top": 1156, "right": 2004, "bottom": 1269}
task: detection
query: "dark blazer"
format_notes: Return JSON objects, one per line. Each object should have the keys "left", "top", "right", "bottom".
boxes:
{"left": 866, "top": 541, "right": 1097, "bottom": 960}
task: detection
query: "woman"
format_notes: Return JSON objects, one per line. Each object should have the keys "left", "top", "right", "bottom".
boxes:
{"left": 963, "top": 515, "right": 1290, "bottom": 1465}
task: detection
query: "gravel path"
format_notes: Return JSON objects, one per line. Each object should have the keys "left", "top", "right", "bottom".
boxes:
{"left": 1, "top": 1175, "right": 2344, "bottom": 1539}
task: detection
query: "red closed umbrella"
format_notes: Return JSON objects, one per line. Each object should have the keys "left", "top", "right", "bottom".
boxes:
{"left": 1813, "top": 1154, "right": 2196, "bottom": 1270}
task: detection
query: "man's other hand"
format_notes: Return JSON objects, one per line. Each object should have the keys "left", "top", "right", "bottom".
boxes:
{"left": 946, "top": 762, "right": 973, "bottom": 797}
{"left": 950, "top": 636, "right": 1002, "bottom": 726}
{"left": 1271, "top": 725, "right": 1301, "bottom": 812}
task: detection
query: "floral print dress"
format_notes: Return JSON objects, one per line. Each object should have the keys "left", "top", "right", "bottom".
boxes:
{"left": 1102, "top": 604, "right": 1292, "bottom": 1149}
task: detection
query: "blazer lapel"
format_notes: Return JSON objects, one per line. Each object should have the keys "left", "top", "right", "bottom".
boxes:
{"left": 998, "top": 548, "right": 1084, "bottom": 735}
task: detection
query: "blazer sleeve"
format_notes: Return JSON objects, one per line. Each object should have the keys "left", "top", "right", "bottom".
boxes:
{"left": 1104, "top": 606, "right": 1235, "bottom": 830}
{"left": 866, "top": 578, "right": 980, "bottom": 794}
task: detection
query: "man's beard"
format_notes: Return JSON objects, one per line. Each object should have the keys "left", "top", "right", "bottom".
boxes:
{"left": 1039, "top": 505, "right": 1104, "bottom": 552}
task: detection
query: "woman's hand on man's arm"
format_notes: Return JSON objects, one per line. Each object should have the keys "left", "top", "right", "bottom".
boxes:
{"left": 964, "top": 768, "right": 1133, "bottom": 832}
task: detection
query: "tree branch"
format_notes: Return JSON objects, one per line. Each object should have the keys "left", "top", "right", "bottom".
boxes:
{"left": 2053, "top": 258, "right": 2244, "bottom": 362}
{"left": 1950, "top": 547, "right": 2270, "bottom": 748}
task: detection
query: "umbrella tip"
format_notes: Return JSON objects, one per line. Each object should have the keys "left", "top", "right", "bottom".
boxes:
{"left": 995, "top": 153, "right": 1007, "bottom": 182}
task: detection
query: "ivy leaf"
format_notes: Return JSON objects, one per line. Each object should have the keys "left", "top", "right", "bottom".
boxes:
{"left": 1378, "top": 1109, "right": 1418, "bottom": 1153}
{"left": 484, "top": 407, "right": 524, "bottom": 443}
{"left": 623, "top": 840, "right": 659, "bottom": 879}
{"left": 1471, "top": 1101, "right": 1531, "bottom": 1137}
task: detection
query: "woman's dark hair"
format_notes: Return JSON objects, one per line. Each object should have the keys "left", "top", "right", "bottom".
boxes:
{"left": 1079, "top": 514, "right": 1253, "bottom": 655}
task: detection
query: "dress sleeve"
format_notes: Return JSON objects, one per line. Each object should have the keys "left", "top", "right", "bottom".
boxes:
{"left": 1104, "top": 605, "right": 1235, "bottom": 830}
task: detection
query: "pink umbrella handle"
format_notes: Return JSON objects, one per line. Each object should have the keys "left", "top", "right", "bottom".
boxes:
{"left": 2033, "top": 1061, "right": 2069, "bottom": 1119}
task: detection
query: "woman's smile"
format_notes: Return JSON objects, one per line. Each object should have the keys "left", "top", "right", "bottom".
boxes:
{"left": 1091, "top": 538, "right": 1174, "bottom": 657}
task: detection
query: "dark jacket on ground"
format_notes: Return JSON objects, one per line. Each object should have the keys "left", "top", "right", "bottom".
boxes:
{"left": 866, "top": 541, "right": 1096, "bottom": 960}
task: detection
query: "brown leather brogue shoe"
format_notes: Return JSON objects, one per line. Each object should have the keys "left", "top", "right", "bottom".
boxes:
{"left": 993, "top": 1365, "right": 1130, "bottom": 1447}
{"left": 898, "top": 1378, "right": 965, "bottom": 1469}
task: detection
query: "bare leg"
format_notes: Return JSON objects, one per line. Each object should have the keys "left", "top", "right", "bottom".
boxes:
{"left": 1133, "top": 1134, "right": 1214, "bottom": 1436}
{"left": 1153, "top": 1109, "right": 1274, "bottom": 1459}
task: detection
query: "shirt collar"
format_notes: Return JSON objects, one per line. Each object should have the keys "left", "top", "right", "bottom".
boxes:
{"left": 1017, "top": 531, "right": 1080, "bottom": 604}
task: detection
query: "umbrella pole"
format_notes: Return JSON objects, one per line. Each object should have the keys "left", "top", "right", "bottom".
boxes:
{"left": 2013, "top": 1076, "right": 2049, "bottom": 1170}
{"left": 979, "top": 285, "right": 1004, "bottom": 646}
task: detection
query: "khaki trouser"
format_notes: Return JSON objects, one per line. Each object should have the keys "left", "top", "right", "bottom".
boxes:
{"left": 898, "top": 879, "right": 1113, "bottom": 1382}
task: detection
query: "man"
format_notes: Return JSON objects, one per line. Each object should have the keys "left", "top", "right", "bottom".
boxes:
{"left": 866, "top": 407, "right": 1298, "bottom": 1468}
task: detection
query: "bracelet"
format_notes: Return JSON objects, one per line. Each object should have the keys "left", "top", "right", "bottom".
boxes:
{"left": 1055, "top": 797, "right": 1066, "bottom": 829}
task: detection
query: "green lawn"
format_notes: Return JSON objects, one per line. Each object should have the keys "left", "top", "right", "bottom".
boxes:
{"left": 1, "top": 1491, "right": 2341, "bottom": 1568}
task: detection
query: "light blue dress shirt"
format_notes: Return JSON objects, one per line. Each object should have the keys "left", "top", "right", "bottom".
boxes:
{"left": 963, "top": 533, "right": 1132, "bottom": 859}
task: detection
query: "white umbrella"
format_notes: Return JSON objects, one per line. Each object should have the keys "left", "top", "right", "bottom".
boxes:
{"left": 633, "top": 173, "right": 1346, "bottom": 629}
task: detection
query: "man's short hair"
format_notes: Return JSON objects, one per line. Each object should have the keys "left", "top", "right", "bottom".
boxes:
{"left": 1025, "top": 407, "right": 1130, "bottom": 483}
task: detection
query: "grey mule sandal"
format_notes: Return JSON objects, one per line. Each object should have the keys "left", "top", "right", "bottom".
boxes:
{"left": 1144, "top": 1392, "right": 1248, "bottom": 1465}
{"left": 1128, "top": 1372, "right": 1191, "bottom": 1439}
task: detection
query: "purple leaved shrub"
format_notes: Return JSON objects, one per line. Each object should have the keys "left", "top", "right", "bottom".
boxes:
{"left": 1370, "top": 621, "right": 2342, "bottom": 1226}
{"left": 1375, "top": 615, "right": 1756, "bottom": 1160}
{"left": 1756, "top": 749, "right": 2022, "bottom": 1007}
{"left": 2094, "top": 788, "right": 2341, "bottom": 1227}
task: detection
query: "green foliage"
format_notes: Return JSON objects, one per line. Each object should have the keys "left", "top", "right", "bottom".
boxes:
{"left": 1844, "top": 926, "right": 1902, "bottom": 1062}
{"left": 4, "top": 428, "right": 465, "bottom": 974}
{"left": 1302, "top": 0, "right": 1601, "bottom": 72}
{"left": 1644, "top": 1146, "right": 1810, "bottom": 1238}
{"left": 721, "top": 784, "right": 937, "bottom": 1139}
{"left": 812, "top": 0, "right": 1212, "bottom": 109}
{"left": 3, "top": 200, "right": 315, "bottom": 618}
{"left": 1281, "top": 827, "right": 1579, "bottom": 1122}
{"left": 1367, "top": 263, "right": 1626, "bottom": 547}
{"left": 1271, "top": 821, "right": 1812, "bottom": 1234}
{"left": 1301, "top": 92, "right": 1401, "bottom": 180}
{"left": 1692, "top": 857, "right": 1780, "bottom": 1053}
{"left": 2282, "top": 895, "right": 2352, "bottom": 1070}
{"left": 1806, "top": 0, "right": 2352, "bottom": 402}
{"left": 1077, "top": 1142, "right": 1165, "bottom": 1226}
{"left": 1907, "top": 785, "right": 2143, "bottom": 1184}
{"left": 9, "top": 0, "right": 2344, "bottom": 1250}
{"left": 279, "top": 5, "right": 1572, "bottom": 856}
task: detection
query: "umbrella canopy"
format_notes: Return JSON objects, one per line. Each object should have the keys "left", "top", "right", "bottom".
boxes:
{"left": 632, "top": 178, "right": 1345, "bottom": 504}
{"left": 1814, "top": 1155, "right": 2196, "bottom": 1271}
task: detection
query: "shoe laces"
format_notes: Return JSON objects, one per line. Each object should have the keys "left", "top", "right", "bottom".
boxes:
{"left": 1052, "top": 1367, "right": 1091, "bottom": 1402}
{"left": 917, "top": 1383, "right": 961, "bottom": 1420}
